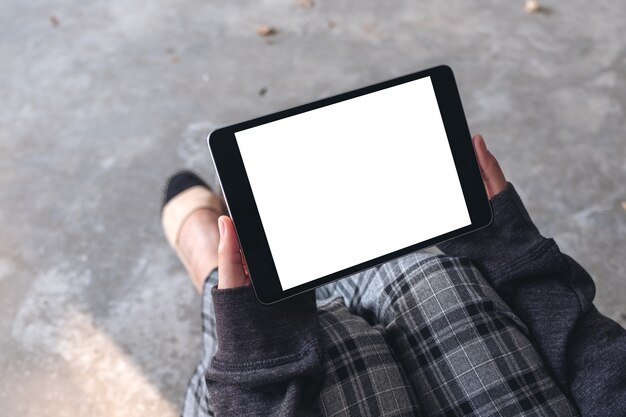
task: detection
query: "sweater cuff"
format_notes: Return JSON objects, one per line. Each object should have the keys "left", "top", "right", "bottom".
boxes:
{"left": 210, "top": 286, "right": 321, "bottom": 372}
{"left": 438, "top": 183, "right": 547, "bottom": 280}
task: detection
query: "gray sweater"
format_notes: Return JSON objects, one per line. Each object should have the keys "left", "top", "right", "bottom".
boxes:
{"left": 205, "top": 184, "right": 626, "bottom": 416}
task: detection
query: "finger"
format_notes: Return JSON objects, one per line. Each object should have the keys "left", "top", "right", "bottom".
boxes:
{"left": 472, "top": 134, "right": 507, "bottom": 199}
{"left": 217, "top": 216, "right": 250, "bottom": 288}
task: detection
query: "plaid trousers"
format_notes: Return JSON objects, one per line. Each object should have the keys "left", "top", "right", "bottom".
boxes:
{"left": 182, "top": 252, "right": 578, "bottom": 416}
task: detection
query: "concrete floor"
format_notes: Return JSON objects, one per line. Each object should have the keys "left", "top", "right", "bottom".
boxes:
{"left": 1, "top": 0, "right": 625, "bottom": 415}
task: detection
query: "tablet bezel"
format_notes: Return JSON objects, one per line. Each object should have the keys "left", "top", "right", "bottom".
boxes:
{"left": 209, "top": 65, "right": 492, "bottom": 304}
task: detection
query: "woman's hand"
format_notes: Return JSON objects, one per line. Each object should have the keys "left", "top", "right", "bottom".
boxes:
{"left": 217, "top": 215, "right": 251, "bottom": 289}
{"left": 472, "top": 134, "right": 507, "bottom": 199}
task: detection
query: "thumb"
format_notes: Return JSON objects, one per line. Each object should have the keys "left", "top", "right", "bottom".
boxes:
{"left": 217, "top": 216, "right": 250, "bottom": 288}
{"left": 472, "top": 134, "right": 507, "bottom": 199}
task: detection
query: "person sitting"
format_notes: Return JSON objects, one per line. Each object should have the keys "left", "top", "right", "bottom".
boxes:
{"left": 161, "top": 135, "right": 626, "bottom": 417}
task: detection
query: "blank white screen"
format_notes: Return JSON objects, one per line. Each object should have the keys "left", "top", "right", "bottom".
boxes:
{"left": 236, "top": 76, "right": 470, "bottom": 290}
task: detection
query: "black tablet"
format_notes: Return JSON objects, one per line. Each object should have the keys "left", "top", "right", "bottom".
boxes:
{"left": 209, "top": 65, "right": 492, "bottom": 304}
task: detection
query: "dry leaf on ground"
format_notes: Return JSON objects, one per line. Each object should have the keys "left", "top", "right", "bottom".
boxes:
{"left": 297, "top": 0, "right": 315, "bottom": 9}
{"left": 256, "top": 25, "right": 276, "bottom": 37}
{"left": 525, "top": 0, "right": 542, "bottom": 13}
{"left": 49, "top": 15, "right": 60, "bottom": 28}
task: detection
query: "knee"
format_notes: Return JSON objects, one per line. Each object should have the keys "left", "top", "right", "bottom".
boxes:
{"left": 382, "top": 255, "right": 478, "bottom": 305}
{"left": 381, "top": 255, "right": 524, "bottom": 330}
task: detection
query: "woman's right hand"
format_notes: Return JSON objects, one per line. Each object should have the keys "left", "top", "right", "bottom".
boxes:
{"left": 472, "top": 134, "right": 507, "bottom": 199}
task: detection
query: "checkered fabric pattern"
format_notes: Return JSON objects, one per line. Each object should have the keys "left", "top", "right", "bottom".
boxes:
{"left": 316, "top": 253, "right": 578, "bottom": 417}
{"left": 316, "top": 300, "right": 421, "bottom": 416}
{"left": 182, "top": 253, "right": 578, "bottom": 417}
{"left": 181, "top": 268, "right": 218, "bottom": 417}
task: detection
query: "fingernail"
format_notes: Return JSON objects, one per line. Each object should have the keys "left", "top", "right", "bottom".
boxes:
{"left": 478, "top": 135, "right": 487, "bottom": 151}
{"left": 218, "top": 216, "right": 225, "bottom": 237}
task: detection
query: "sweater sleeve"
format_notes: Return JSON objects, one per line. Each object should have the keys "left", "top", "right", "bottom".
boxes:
{"left": 205, "top": 286, "right": 323, "bottom": 416}
{"left": 438, "top": 183, "right": 626, "bottom": 417}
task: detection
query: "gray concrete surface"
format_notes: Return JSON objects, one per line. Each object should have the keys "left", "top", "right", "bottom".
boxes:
{"left": 1, "top": 0, "right": 625, "bottom": 415}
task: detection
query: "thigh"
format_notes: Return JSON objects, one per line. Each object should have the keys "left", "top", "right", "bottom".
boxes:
{"left": 379, "top": 255, "right": 578, "bottom": 416}
{"left": 316, "top": 299, "right": 421, "bottom": 417}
